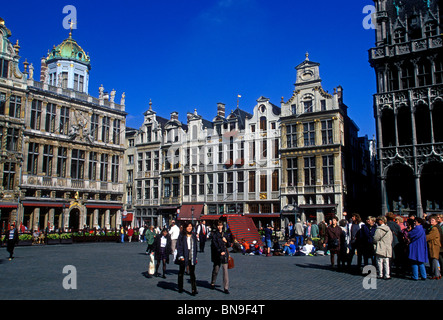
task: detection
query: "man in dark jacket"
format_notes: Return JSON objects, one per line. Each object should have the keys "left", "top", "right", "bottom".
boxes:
{"left": 5, "top": 225, "right": 19, "bottom": 260}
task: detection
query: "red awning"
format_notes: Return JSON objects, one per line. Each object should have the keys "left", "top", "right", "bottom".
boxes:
{"left": 22, "top": 202, "right": 65, "bottom": 207}
{"left": 0, "top": 203, "right": 18, "bottom": 208}
{"left": 201, "top": 215, "right": 222, "bottom": 220}
{"left": 85, "top": 204, "right": 123, "bottom": 209}
{"left": 122, "top": 213, "right": 133, "bottom": 222}
{"left": 178, "top": 204, "right": 203, "bottom": 221}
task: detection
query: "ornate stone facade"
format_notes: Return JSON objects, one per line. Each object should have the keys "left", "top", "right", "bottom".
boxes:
{"left": 370, "top": 0, "right": 443, "bottom": 216}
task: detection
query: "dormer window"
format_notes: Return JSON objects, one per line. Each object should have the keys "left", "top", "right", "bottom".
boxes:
{"left": 303, "top": 100, "right": 313, "bottom": 113}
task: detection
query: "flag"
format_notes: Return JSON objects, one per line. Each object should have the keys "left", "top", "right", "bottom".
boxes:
{"left": 238, "top": 94, "right": 242, "bottom": 98}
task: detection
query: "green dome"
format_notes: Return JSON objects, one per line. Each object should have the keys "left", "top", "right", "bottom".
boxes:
{"left": 46, "top": 33, "right": 91, "bottom": 69}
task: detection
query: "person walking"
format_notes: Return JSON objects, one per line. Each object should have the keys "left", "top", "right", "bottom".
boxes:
{"left": 210, "top": 221, "right": 231, "bottom": 294}
{"left": 154, "top": 228, "right": 172, "bottom": 278}
{"left": 169, "top": 220, "right": 180, "bottom": 254}
{"left": 176, "top": 222, "right": 198, "bottom": 295}
{"left": 373, "top": 216, "right": 393, "bottom": 280}
{"left": 407, "top": 218, "right": 428, "bottom": 281}
{"left": 145, "top": 225, "right": 156, "bottom": 255}
{"left": 323, "top": 216, "right": 342, "bottom": 269}
{"left": 5, "top": 224, "right": 19, "bottom": 260}
{"left": 196, "top": 220, "right": 208, "bottom": 253}
{"left": 426, "top": 214, "right": 441, "bottom": 280}
{"left": 127, "top": 226, "right": 134, "bottom": 242}
{"left": 119, "top": 225, "right": 125, "bottom": 243}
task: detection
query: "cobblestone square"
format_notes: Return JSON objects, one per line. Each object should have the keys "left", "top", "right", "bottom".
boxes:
{"left": 1, "top": 242, "right": 441, "bottom": 302}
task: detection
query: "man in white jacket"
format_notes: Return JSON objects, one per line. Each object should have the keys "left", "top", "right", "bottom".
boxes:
{"left": 169, "top": 220, "right": 180, "bottom": 253}
{"left": 373, "top": 216, "right": 393, "bottom": 280}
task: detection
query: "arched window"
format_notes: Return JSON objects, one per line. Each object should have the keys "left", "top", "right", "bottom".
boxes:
{"left": 260, "top": 116, "right": 267, "bottom": 131}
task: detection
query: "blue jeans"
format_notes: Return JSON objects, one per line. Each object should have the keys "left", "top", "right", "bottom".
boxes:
{"left": 121, "top": 234, "right": 125, "bottom": 243}
{"left": 410, "top": 260, "right": 427, "bottom": 280}
{"left": 295, "top": 235, "right": 303, "bottom": 248}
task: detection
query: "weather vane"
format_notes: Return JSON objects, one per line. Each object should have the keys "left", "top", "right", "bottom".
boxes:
{"left": 69, "top": 19, "right": 76, "bottom": 37}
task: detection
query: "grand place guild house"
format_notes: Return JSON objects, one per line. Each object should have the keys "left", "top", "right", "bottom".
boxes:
{"left": 0, "top": 16, "right": 378, "bottom": 234}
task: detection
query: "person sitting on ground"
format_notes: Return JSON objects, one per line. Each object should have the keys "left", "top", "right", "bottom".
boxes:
{"left": 283, "top": 240, "right": 296, "bottom": 256}
{"left": 295, "top": 239, "right": 315, "bottom": 256}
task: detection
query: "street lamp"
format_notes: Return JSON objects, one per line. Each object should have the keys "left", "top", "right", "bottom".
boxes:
{"left": 191, "top": 206, "right": 194, "bottom": 225}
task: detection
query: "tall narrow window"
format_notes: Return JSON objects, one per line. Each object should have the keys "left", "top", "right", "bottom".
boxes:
{"left": 286, "top": 124, "right": 298, "bottom": 148}
{"left": 435, "top": 56, "right": 443, "bottom": 84}
{"left": 287, "top": 158, "right": 298, "bottom": 187}
{"left": 8, "top": 95, "right": 21, "bottom": 118}
{"left": 27, "top": 142, "right": 39, "bottom": 175}
{"left": 260, "top": 116, "right": 267, "bottom": 131}
{"left": 321, "top": 120, "right": 333, "bottom": 145}
{"left": 90, "top": 114, "right": 99, "bottom": 140}
{"left": 102, "top": 116, "right": 110, "bottom": 143}
{"left": 322, "top": 155, "right": 334, "bottom": 186}
{"left": 100, "top": 154, "right": 109, "bottom": 181}
{"left": 3, "top": 162, "right": 15, "bottom": 190}
{"left": 111, "top": 155, "right": 119, "bottom": 183}
{"left": 42, "top": 145, "right": 53, "bottom": 176}
{"left": 172, "top": 177, "right": 179, "bottom": 197}
{"left": 164, "top": 177, "right": 171, "bottom": 197}
{"left": 272, "top": 170, "right": 279, "bottom": 191}
{"left": 30, "top": 100, "right": 42, "bottom": 130}
{"left": 6, "top": 128, "right": 19, "bottom": 152}
{"left": 401, "top": 62, "right": 415, "bottom": 89}
{"left": 57, "top": 147, "right": 67, "bottom": 178}
{"left": 71, "top": 149, "right": 85, "bottom": 180}
{"left": 89, "top": 152, "right": 98, "bottom": 180}
{"left": 304, "top": 157, "right": 316, "bottom": 186}
{"left": 113, "top": 119, "right": 121, "bottom": 144}
{"left": 248, "top": 171, "right": 256, "bottom": 192}
{"left": 260, "top": 173, "right": 267, "bottom": 192}
{"left": 303, "top": 122, "right": 315, "bottom": 146}
{"left": 45, "top": 103, "right": 57, "bottom": 133}
{"left": 59, "top": 106, "right": 69, "bottom": 135}
{"left": 237, "top": 171, "right": 244, "bottom": 193}
{"left": 0, "top": 58, "right": 9, "bottom": 78}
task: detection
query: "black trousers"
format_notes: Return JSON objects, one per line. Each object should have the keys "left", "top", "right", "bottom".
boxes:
{"left": 7, "top": 241, "right": 16, "bottom": 258}
{"left": 178, "top": 261, "right": 196, "bottom": 291}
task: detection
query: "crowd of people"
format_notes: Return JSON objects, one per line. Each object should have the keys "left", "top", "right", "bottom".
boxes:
{"left": 262, "top": 213, "right": 442, "bottom": 281}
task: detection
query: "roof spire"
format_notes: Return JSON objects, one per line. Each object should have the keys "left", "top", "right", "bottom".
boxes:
{"left": 68, "top": 19, "right": 76, "bottom": 38}
{"left": 305, "top": 51, "right": 309, "bottom": 61}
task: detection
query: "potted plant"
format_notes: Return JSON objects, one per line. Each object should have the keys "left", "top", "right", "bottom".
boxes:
{"left": 60, "top": 233, "right": 73, "bottom": 244}
{"left": 46, "top": 233, "right": 61, "bottom": 245}
{"left": 18, "top": 233, "right": 33, "bottom": 246}
{"left": 73, "top": 232, "right": 85, "bottom": 243}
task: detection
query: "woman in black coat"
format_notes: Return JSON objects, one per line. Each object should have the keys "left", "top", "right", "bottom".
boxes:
{"left": 176, "top": 222, "right": 198, "bottom": 295}
{"left": 154, "top": 228, "right": 172, "bottom": 278}
{"left": 210, "top": 221, "right": 231, "bottom": 294}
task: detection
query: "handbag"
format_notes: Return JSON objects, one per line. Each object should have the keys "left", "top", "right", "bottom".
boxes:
{"left": 148, "top": 253, "right": 155, "bottom": 275}
{"left": 228, "top": 256, "right": 234, "bottom": 269}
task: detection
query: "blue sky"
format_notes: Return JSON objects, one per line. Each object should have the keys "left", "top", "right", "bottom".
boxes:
{"left": 3, "top": 0, "right": 377, "bottom": 137}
